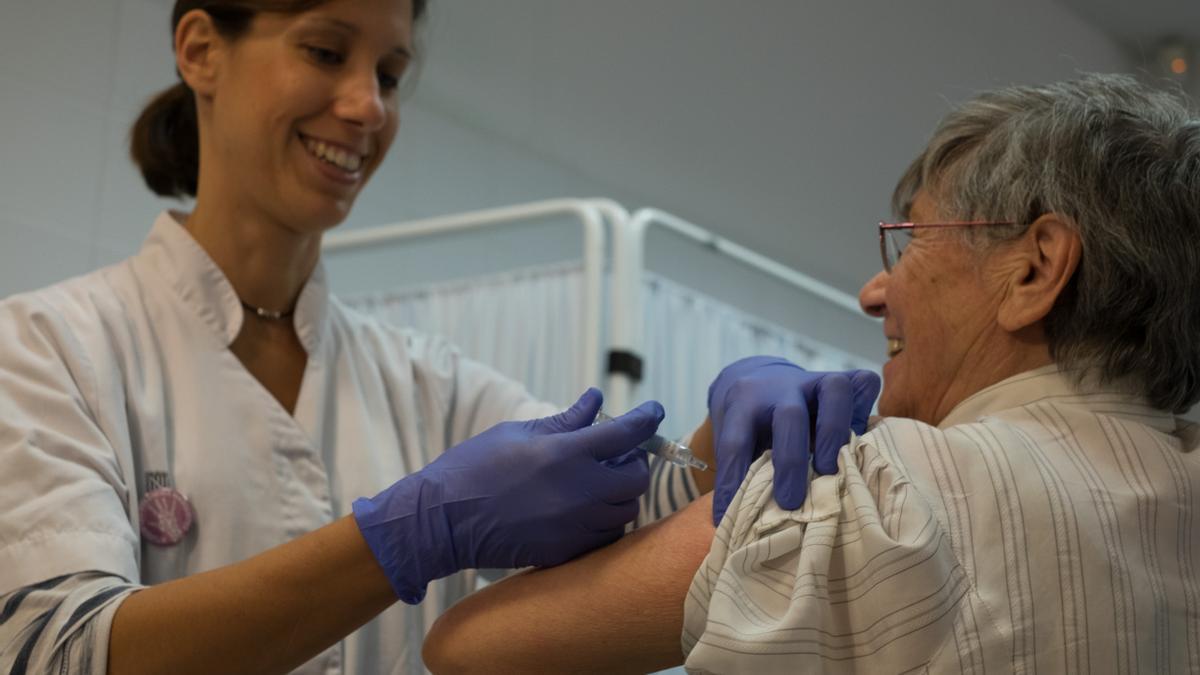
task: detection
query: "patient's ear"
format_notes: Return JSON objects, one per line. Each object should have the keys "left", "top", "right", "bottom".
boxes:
{"left": 996, "top": 214, "right": 1081, "bottom": 332}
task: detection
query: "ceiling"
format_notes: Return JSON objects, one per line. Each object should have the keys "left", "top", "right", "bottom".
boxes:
{"left": 1055, "top": 0, "right": 1200, "bottom": 56}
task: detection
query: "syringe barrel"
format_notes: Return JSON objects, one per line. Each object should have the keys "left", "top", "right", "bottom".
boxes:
{"left": 592, "top": 410, "right": 706, "bottom": 470}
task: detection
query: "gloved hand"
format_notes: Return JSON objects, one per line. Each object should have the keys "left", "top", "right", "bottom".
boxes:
{"left": 707, "top": 356, "right": 881, "bottom": 524}
{"left": 352, "top": 388, "right": 663, "bottom": 604}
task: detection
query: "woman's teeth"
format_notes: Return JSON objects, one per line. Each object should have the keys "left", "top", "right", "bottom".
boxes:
{"left": 303, "top": 136, "right": 363, "bottom": 172}
{"left": 887, "top": 338, "right": 905, "bottom": 358}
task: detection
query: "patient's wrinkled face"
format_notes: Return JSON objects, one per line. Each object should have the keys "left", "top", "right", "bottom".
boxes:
{"left": 858, "top": 191, "right": 1006, "bottom": 425}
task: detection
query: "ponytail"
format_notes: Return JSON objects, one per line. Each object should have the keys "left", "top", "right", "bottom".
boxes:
{"left": 129, "top": 82, "right": 200, "bottom": 198}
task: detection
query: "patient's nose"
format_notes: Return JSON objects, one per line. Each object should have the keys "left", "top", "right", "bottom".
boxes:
{"left": 858, "top": 271, "right": 888, "bottom": 318}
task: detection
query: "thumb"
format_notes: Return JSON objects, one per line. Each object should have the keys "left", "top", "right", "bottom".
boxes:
{"left": 848, "top": 370, "right": 882, "bottom": 434}
{"left": 568, "top": 400, "right": 665, "bottom": 461}
{"left": 534, "top": 388, "right": 605, "bottom": 434}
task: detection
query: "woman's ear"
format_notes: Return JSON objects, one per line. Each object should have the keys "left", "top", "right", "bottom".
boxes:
{"left": 175, "top": 9, "right": 222, "bottom": 97}
{"left": 996, "top": 214, "right": 1082, "bottom": 332}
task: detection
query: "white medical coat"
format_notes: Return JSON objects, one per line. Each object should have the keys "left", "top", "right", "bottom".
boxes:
{"left": 0, "top": 211, "right": 558, "bottom": 673}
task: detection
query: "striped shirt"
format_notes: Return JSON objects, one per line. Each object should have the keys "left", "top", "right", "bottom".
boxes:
{"left": 682, "top": 365, "right": 1200, "bottom": 674}
{"left": 0, "top": 574, "right": 134, "bottom": 674}
{"left": 642, "top": 453, "right": 701, "bottom": 526}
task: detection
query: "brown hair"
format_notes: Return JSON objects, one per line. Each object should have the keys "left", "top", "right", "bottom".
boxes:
{"left": 130, "top": 0, "right": 428, "bottom": 198}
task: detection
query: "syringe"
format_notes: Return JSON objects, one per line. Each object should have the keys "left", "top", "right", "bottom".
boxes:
{"left": 594, "top": 411, "right": 710, "bottom": 471}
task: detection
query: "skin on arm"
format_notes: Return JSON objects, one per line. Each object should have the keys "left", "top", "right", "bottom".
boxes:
{"left": 688, "top": 417, "right": 716, "bottom": 494}
{"left": 109, "top": 516, "right": 395, "bottom": 675}
{"left": 422, "top": 493, "right": 717, "bottom": 675}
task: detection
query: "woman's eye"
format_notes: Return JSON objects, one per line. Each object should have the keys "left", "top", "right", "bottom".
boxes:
{"left": 305, "top": 45, "right": 345, "bottom": 66}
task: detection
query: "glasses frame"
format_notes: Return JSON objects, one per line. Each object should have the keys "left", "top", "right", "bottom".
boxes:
{"left": 877, "top": 220, "right": 1018, "bottom": 273}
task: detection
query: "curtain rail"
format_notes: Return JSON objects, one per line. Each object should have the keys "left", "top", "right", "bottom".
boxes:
{"left": 322, "top": 199, "right": 874, "bottom": 414}
{"left": 605, "top": 207, "right": 874, "bottom": 413}
{"left": 322, "top": 198, "right": 609, "bottom": 392}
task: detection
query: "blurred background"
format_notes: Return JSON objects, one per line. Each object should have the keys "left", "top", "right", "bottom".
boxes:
{"left": 1, "top": 0, "right": 1196, "bottom": 417}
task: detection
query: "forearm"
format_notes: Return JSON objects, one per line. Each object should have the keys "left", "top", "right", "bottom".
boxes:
{"left": 424, "top": 493, "right": 716, "bottom": 675}
{"left": 109, "top": 516, "right": 395, "bottom": 675}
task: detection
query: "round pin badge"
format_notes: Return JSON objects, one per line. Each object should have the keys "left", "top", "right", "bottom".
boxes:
{"left": 139, "top": 487, "right": 195, "bottom": 546}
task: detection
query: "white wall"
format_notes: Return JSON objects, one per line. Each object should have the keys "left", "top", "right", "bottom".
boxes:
{"left": 0, "top": 0, "right": 641, "bottom": 288}
{"left": 415, "top": 0, "right": 1133, "bottom": 299}
{"left": 0, "top": 0, "right": 1137, "bottom": 372}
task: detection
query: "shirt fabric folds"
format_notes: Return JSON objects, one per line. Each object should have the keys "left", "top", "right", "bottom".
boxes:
{"left": 683, "top": 366, "right": 1200, "bottom": 674}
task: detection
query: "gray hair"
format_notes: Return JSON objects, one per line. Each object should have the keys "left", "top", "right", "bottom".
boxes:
{"left": 893, "top": 73, "right": 1200, "bottom": 413}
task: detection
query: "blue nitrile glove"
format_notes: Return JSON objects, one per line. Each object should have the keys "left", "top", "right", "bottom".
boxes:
{"left": 352, "top": 388, "right": 663, "bottom": 604}
{"left": 707, "top": 356, "right": 881, "bottom": 524}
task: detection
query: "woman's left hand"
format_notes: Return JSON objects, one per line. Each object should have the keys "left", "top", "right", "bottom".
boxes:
{"left": 707, "top": 356, "right": 880, "bottom": 524}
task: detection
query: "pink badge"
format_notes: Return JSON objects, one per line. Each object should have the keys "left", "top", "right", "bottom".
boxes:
{"left": 139, "top": 488, "right": 195, "bottom": 546}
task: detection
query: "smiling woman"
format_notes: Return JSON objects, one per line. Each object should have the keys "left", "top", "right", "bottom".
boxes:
{"left": 0, "top": 0, "right": 888, "bottom": 671}
{"left": 132, "top": 0, "right": 424, "bottom": 200}
{"left": 133, "top": 0, "right": 423, "bottom": 230}
{"left": 0, "top": 1, "right": 695, "bottom": 675}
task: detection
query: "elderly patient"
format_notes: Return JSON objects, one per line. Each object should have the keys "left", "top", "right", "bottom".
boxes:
{"left": 422, "top": 73, "right": 1200, "bottom": 674}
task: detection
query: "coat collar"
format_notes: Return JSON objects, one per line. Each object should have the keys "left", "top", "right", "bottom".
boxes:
{"left": 137, "top": 211, "right": 331, "bottom": 353}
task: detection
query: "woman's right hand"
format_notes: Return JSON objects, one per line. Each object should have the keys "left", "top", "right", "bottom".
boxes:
{"left": 352, "top": 388, "right": 664, "bottom": 604}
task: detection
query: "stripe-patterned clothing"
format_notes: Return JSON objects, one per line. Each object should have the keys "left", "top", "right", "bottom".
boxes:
{"left": 641, "top": 453, "right": 701, "bottom": 526}
{"left": 682, "top": 366, "right": 1200, "bottom": 674}
{"left": 0, "top": 574, "right": 134, "bottom": 674}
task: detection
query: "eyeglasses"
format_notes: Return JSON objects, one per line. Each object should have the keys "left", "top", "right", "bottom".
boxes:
{"left": 878, "top": 221, "right": 1018, "bottom": 273}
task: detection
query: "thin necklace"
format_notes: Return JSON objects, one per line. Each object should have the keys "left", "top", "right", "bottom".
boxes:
{"left": 240, "top": 300, "right": 294, "bottom": 321}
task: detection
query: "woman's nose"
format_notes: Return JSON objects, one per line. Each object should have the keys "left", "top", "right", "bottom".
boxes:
{"left": 336, "top": 72, "right": 387, "bottom": 131}
{"left": 858, "top": 270, "right": 888, "bottom": 318}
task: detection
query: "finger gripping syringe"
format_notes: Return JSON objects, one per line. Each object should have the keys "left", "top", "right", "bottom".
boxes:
{"left": 594, "top": 411, "right": 710, "bottom": 471}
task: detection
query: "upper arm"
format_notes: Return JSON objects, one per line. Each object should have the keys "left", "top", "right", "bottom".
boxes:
{"left": 681, "top": 436, "right": 963, "bottom": 673}
{"left": 0, "top": 295, "right": 139, "bottom": 594}
{"left": 423, "top": 492, "right": 717, "bottom": 675}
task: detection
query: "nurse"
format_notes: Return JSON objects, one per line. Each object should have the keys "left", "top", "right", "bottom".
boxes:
{"left": 0, "top": 1, "right": 877, "bottom": 673}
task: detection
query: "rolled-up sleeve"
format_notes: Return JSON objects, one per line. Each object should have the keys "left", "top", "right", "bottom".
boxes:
{"left": 0, "top": 572, "right": 137, "bottom": 674}
{"left": 682, "top": 429, "right": 969, "bottom": 674}
{"left": 637, "top": 453, "right": 700, "bottom": 527}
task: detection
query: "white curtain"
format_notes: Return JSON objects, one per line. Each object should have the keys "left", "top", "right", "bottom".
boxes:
{"left": 341, "top": 261, "right": 588, "bottom": 409}
{"left": 340, "top": 262, "right": 879, "bottom": 438}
